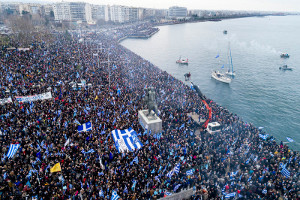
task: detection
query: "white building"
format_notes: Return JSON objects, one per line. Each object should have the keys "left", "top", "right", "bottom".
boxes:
{"left": 91, "top": 5, "right": 110, "bottom": 22}
{"left": 53, "top": 2, "right": 71, "bottom": 21}
{"left": 168, "top": 6, "right": 187, "bottom": 18}
{"left": 53, "top": 2, "right": 91, "bottom": 22}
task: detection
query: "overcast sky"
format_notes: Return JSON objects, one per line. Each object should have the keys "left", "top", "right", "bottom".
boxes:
{"left": 12, "top": 0, "right": 300, "bottom": 12}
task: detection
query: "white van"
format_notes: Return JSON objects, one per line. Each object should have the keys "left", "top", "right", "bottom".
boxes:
{"left": 206, "top": 122, "right": 221, "bottom": 134}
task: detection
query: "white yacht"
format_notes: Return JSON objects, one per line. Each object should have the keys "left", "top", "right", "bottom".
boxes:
{"left": 211, "top": 71, "right": 231, "bottom": 84}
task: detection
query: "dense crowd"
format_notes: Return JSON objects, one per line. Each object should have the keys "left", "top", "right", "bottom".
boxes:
{"left": 0, "top": 24, "right": 299, "bottom": 200}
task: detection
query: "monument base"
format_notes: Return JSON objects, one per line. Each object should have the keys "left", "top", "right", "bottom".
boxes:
{"left": 138, "top": 110, "right": 162, "bottom": 134}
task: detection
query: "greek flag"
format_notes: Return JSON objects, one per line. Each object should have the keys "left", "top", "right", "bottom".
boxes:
{"left": 259, "top": 134, "right": 269, "bottom": 140}
{"left": 248, "top": 176, "right": 252, "bottom": 182}
{"left": 86, "top": 149, "right": 95, "bottom": 154}
{"left": 166, "top": 170, "right": 174, "bottom": 178}
{"left": 6, "top": 144, "right": 20, "bottom": 159}
{"left": 131, "top": 180, "right": 137, "bottom": 191}
{"left": 186, "top": 168, "right": 195, "bottom": 176}
{"left": 155, "top": 176, "right": 161, "bottom": 183}
{"left": 225, "top": 192, "right": 236, "bottom": 198}
{"left": 111, "top": 128, "right": 143, "bottom": 153}
{"left": 111, "top": 190, "right": 119, "bottom": 200}
{"left": 173, "top": 184, "right": 181, "bottom": 192}
{"left": 123, "top": 185, "right": 128, "bottom": 193}
{"left": 286, "top": 137, "right": 294, "bottom": 143}
{"left": 173, "top": 163, "right": 180, "bottom": 174}
{"left": 165, "top": 191, "right": 172, "bottom": 196}
{"left": 74, "top": 119, "right": 81, "bottom": 125}
{"left": 245, "top": 158, "right": 250, "bottom": 164}
{"left": 262, "top": 189, "right": 267, "bottom": 194}
{"left": 77, "top": 122, "right": 92, "bottom": 132}
{"left": 99, "top": 188, "right": 104, "bottom": 197}
{"left": 130, "top": 156, "right": 138, "bottom": 165}
{"left": 230, "top": 170, "right": 239, "bottom": 177}
{"left": 281, "top": 167, "right": 290, "bottom": 178}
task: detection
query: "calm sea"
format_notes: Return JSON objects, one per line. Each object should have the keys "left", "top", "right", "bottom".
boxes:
{"left": 121, "top": 15, "right": 300, "bottom": 151}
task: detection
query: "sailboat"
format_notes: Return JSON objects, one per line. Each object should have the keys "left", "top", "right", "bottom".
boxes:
{"left": 225, "top": 43, "right": 235, "bottom": 77}
{"left": 211, "top": 70, "right": 231, "bottom": 84}
{"left": 211, "top": 46, "right": 232, "bottom": 84}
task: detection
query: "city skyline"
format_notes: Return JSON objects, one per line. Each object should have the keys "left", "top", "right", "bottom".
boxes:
{"left": 6, "top": 0, "right": 300, "bottom": 12}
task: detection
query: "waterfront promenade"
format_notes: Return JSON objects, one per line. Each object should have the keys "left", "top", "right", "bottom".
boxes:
{"left": 0, "top": 23, "right": 299, "bottom": 200}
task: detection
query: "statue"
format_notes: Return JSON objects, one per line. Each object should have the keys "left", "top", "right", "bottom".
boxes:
{"left": 143, "top": 87, "right": 159, "bottom": 117}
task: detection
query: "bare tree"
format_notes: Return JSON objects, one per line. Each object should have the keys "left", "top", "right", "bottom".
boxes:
{"left": 5, "top": 15, "right": 34, "bottom": 47}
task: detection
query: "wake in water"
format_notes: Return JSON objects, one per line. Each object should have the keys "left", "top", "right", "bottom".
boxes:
{"left": 224, "top": 34, "right": 281, "bottom": 55}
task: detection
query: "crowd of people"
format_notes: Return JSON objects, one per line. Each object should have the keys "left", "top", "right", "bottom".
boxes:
{"left": 0, "top": 23, "right": 299, "bottom": 200}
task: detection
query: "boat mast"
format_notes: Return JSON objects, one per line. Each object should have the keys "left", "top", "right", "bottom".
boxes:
{"left": 229, "top": 46, "right": 233, "bottom": 73}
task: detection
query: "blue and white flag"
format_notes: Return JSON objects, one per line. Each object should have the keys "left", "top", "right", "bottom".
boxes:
{"left": 225, "top": 192, "right": 236, "bottom": 198}
{"left": 130, "top": 156, "right": 139, "bottom": 165}
{"left": 215, "top": 54, "right": 219, "bottom": 58}
{"left": 111, "top": 128, "right": 143, "bottom": 153}
{"left": 286, "top": 137, "right": 294, "bottom": 143}
{"left": 78, "top": 122, "right": 92, "bottom": 132}
{"left": 166, "top": 170, "right": 174, "bottom": 178}
{"left": 99, "top": 188, "right": 104, "bottom": 197}
{"left": 259, "top": 134, "right": 269, "bottom": 140}
{"left": 230, "top": 170, "right": 239, "bottom": 177}
{"left": 155, "top": 176, "right": 161, "bottom": 183}
{"left": 165, "top": 191, "right": 172, "bottom": 196}
{"left": 248, "top": 176, "right": 252, "bottom": 182}
{"left": 186, "top": 168, "right": 195, "bottom": 176}
{"left": 281, "top": 167, "right": 290, "bottom": 178}
{"left": 131, "top": 180, "right": 137, "bottom": 191}
{"left": 74, "top": 119, "right": 81, "bottom": 125}
{"left": 173, "top": 184, "right": 181, "bottom": 192}
{"left": 86, "top": 149, "right": 95, "bottom": 154}
{"left": 6, "top": 144, "right": 20, "bottom": 159}
{"left": 173, "top": 163, "right": 180, "bottom": 174}
{"left": 111, "top": 190, "right": 119, "bottom": 200}
{"left": 123, "top": 185, "right": 128, "bottom": 193}
{"left": 262, "top": 189, "right": 267, "bottom": 194}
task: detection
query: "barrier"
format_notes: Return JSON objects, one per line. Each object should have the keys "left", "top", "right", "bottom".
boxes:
{"left": 158, "top": 188, "right": 194, "bottom": 200}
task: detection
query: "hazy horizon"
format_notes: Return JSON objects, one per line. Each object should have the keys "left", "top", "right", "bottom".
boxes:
{"left": 4, "top": 0, "right": 300, "bottom": 12}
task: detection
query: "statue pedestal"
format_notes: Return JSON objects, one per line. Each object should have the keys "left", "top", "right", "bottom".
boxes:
{"left": 138, "top": 110, "right": 162, "bottom": 134}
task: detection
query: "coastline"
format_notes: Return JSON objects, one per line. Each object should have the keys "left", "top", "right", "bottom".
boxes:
{"left": 117, "top": 22, "right": 299, "bottom": 152}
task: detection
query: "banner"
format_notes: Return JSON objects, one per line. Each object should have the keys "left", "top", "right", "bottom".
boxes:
{"left": 15, "top": 92, "right": 52, "bottom": 103}
{"left": 0, "top": 97, "right": 12, "bottom": 105}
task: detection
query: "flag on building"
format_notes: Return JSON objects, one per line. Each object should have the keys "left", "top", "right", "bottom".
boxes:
{"left": 111, "top": 128, "right": 143, "bottom": 153}
{"left": 77, "top": 122, "right": 92, "bottom": 132}
{"left": 6, "top": 144, "right": 20, "bottom": 159}
{"left": 50, "top": 163, "right": 61, "bottom": 173}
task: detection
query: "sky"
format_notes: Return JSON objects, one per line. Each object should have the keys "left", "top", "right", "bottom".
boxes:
{"left": 9, "top": 0, "right": 300, "bottom": 12}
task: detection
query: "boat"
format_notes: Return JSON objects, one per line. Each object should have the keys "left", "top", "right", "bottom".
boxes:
{"left": 184, "top": 72, "right": 191, "bottom": 81}
{"left": 211, "top": 71, "right": 231, "bottom": 84}
{"left": 225, "top": 44, "right": 235, "bottom": 77}
{"left": 279, "top": 65, "right": 292, "bottom": 70}
{"left": 280, "top": 53, "right": 289, "bottom": 58}
{"left": 223, "top": 30, "right": 227, "bottom": 34}
{"left": 176, "top": 56, "right": 188, "bottom": 64}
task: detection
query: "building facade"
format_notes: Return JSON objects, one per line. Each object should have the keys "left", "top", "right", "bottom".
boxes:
{"left": 168, "top": 6, "right": 187, "bottom": 18}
